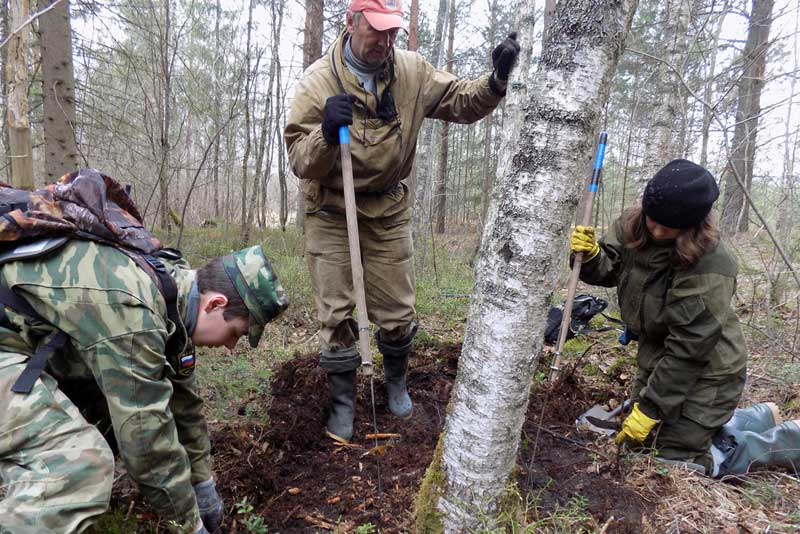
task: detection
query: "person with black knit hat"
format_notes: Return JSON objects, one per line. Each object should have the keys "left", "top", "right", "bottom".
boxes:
{"left": 568, "top": 159, "right": 800, "bottom": 478}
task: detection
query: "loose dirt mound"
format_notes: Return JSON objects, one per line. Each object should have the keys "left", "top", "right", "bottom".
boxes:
{"left": 209, "top": 345, "right": 657, "bottom": 533}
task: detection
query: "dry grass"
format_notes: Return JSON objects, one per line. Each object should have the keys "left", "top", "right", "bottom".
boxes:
{"left": 624, "top": 458, "right": 800, "bottom": 533}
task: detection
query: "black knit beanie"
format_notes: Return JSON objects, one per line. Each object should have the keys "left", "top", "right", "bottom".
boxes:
{"left": 642, "top": 159, "right": 719, "bottom": 229}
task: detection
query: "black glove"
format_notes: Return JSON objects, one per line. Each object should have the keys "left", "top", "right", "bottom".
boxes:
{"left": 194, "top": 479, "right": 223, "bottom": 534}
{"left": 491, "top": 32, "right": 520, "bottom": 81}
{"left": 322, "top": 94, "right": 357, "bottom": 146}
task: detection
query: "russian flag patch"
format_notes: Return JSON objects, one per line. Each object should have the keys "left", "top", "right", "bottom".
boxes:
{"left": 179, "top": 353, "right": 196, "bottom": 375}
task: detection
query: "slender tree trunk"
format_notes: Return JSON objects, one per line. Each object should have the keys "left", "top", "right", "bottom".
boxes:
{"left": 1, "top": 0, "right": 9, "bottom": 183}
{"left": 274, "top": 0, "right": 288, "bottom": 231}
{"left": 414, "top": 0, "right": 638, "bottom": 530}
{"left": 240, "top": 0, "right": 255, "bottom": 239}
{"left": 640, "top": 0, "right": 691, "bottom": 184}
{"left": 213, "top": 0, "right": 222, "bottom": 219}
{"left": 157, "top": 0, "right": 173, "bottom": 234}
{"left": 700, "top": 2, "right": 727, "bottom": 167}
{"left": 412, "top": 0, "right": 450, "bottom": 243}
{"left": 720, "top": 0, "right": 774, "bottom": 234}
{"left": 408, "top": 0, "right": 419, "bottom": 51}
{"left": 39, "top": 0, "right": 80, "bottom": 181}
{"left": 6, "top": 0, "right": 35, "bottom": 191}
{"left": 297, "top": 0, "right": 324, "bottom": 232}
{"left": 433, "top": 0, "right": 456, "bottom": 234}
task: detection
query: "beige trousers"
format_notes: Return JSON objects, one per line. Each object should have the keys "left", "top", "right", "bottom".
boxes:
{"left": 305, "top": 209, "right": 416, "bottom": 353}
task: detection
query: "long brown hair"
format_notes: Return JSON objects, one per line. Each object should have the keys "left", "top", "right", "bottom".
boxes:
{"left": 621, "top": 204, "right": 720, "bottom": 268}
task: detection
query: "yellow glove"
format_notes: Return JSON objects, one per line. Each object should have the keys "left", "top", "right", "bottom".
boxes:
{"left": 615, "top": 402, "right": 660, "bottom": 445}
{"left": 570, "top": 225, "right": 600, "bottom": 259}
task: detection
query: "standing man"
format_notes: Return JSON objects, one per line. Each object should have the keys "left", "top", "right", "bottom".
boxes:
{"left": 285, "top": 0, "right": 520, "bottom": 442}
{"left": 0, "top": 239, "right": 288, "bottom": 533}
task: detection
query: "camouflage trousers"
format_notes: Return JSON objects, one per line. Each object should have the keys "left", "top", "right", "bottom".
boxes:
{"left": 0, "top": 353, "right": 114, "bottom": 534}
{"left": 305, "top": 209, "right": 417, "bottom": 351}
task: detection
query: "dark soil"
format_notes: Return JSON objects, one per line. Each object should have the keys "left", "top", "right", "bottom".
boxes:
{"left": 206, "top": 345, "right": 657, "bottom": 533}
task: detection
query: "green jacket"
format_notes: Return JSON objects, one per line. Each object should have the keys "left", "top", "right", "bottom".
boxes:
{"left": 580, "top": 219, "right": 747, "bottom": 428}
{"left": 0, "top": 240, "right": 210, "bottom": 529}
{"left": 285, "top": 31, "right": 505, "bottom": 219}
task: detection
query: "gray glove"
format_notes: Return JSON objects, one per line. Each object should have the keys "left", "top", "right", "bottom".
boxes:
{"left": 194, "top": 479, "right": 224, "bottom": 534}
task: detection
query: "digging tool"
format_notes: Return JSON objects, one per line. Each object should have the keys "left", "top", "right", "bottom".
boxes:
{"left": 549, "top": 132, "right": 608, "bottom": 382}
{"left": 576, "top": 399, "right": 631, "bottom": 436}
{"left": 339, "top": 125, "right": 383, "bottom": 493}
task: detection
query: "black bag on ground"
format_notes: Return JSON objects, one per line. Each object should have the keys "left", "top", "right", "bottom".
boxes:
{"left": 544, "top": 294, "right": 609, "bottom": 345}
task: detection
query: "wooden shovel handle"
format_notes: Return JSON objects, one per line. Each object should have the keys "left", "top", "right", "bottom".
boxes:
{"left": 339, "top": 126, "right": 373, "bottom": 374}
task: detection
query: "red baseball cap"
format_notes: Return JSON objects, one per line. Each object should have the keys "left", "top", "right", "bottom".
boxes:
{"left": 348, "top": 0, "right": 406, "bottom": 32}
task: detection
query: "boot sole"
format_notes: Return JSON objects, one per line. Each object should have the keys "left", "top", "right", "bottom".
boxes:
{"left": 391, "top": 409, "right": 413, "bottom": 420}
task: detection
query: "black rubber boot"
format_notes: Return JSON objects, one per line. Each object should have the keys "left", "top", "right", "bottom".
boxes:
{"left": 376, "top": 324, "right": 417, "bottom": 420}
{"left": 325, "top": 369, "right": 357, "bottom": 442}
{"left": 383, "top": 354, "right": 412, "bottom": 419}
{"left": 320, "top": 346, "right": 361, "bottom": 443}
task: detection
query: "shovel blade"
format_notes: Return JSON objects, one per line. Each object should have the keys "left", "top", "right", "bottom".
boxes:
{"left": 576, "top": 404, "right": 619, "bottom": 437}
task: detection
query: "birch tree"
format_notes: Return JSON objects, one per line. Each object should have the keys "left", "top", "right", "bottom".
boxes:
{"left": 6, "top": 0, "right": 35, "bottom": 190}
{"left": 414, "top": 0, "right": 639, "bottom": 529}
{"left": 640, "top": 0, "right": 692, "bottom": 182}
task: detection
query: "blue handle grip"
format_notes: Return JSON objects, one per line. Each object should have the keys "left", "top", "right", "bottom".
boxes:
{"left": 588, "top": 131, "right": 608, "bottom": 193}
{"left": 339, "top": 126, "right": 350, "bottom": 145}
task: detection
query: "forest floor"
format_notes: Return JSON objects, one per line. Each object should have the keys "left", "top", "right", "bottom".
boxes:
{"left": 101, "top": 336, "right": 800, "bottom": 534}
{"left": 90, "top": 227, "right": 800, "bottom": 533}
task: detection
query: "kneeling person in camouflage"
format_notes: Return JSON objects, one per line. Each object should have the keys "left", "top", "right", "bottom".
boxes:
{"left": 0, "top": 244, "right": 287, "bottom": 533}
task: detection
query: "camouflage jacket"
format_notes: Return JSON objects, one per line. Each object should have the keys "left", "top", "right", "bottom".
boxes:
{"left": 285, "top": 30, "right": 505, "bottom": 219}
{"left": 0, "top": 240, "right": 210, "bottom": 529}
{"left": 579, "top": 219, "right": 747, "bottom": 428}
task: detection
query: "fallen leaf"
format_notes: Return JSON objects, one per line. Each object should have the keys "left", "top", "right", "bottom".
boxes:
{"left": 362, "top": 445, "right": 390, "bottom": 457}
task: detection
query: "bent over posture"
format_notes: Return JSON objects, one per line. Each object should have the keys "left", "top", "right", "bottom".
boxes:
{"left": 285, "top": 0, "right": 519, "bottom": 442}
{"left": 0, "top": 243, "right": 287, "bottom": 533}
{"left": 571, "top": 159, "right": 800, "bottom": 476}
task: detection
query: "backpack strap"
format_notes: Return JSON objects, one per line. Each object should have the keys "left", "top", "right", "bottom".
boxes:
{"left": 11, "top": 331, "right": 68, "bottom": 394}
{"left": 129, "top": 252, "right": 186, "bottom": 359}
{"left": 0, "top": 285, "right": 70, "bottom": 394}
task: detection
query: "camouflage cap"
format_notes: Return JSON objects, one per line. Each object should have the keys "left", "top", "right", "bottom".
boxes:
{"left": 221, "top": 245, "right": 289, "bottom": 347}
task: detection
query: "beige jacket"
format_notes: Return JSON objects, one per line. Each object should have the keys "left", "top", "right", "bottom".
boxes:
{"left": 285, "top": 31, "right": 505, "bottom": 219}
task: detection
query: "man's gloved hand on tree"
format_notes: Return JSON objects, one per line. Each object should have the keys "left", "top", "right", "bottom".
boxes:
{"left": 489, "top": 32, "right": 520, "bottom": 94}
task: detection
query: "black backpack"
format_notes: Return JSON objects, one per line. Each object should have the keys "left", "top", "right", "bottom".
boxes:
{"left": 544, "top": 294, "right": 613, "bottom": 345}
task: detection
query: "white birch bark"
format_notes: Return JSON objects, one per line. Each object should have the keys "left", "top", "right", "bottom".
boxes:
{"left": 639, "top": 0, "right": 691, "bottom": 186}
{"left": 6, "top": 0, "right": 34, "bottom": 191}
{"left": 434, "top": 0, "right": 639, "bottom": 530}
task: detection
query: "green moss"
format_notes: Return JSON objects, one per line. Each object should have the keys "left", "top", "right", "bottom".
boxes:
{"left": 413, "top": 433, "right": 447, "bottom": 534}
{"left": 85, "top": 510, "right": 141, "bottom": 534}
